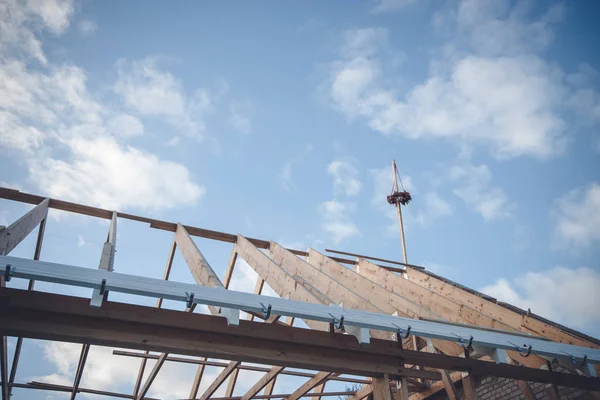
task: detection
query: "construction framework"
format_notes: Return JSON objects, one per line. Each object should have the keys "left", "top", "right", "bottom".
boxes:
{"left": 1, "top": 187, "right": 600, "bottom": 400}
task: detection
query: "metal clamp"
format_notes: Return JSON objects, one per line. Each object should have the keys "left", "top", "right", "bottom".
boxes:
{"left": 518, "top": 344, "right": 532, "bottom": 357}
{"left": 99, "top": 279, "right": 107, "bottom": 296}
{"left": 398, "top": 326, "right": 411, "bottom": 340}
{"left": 334, "top": 316, "right": 345, "bottom": 330}
{"left": 186, "top": 292, "right": 195, "bottom": 308}
{"left": 3, "top": 264, "right": 13, "bottom": 282}
{"left": 459, "top": 335, "right": 474, "bottom": 350}
{"left": 261, "top": 303, "right": 272, "bottom": 319}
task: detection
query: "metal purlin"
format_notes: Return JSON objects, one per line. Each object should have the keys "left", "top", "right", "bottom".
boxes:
{"left": 1, "top": 255, "right": 598, "bottom": 377}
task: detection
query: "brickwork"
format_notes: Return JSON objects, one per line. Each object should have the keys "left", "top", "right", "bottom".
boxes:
{"left": 428, "top": 374, "right": 597, "bottom": 399}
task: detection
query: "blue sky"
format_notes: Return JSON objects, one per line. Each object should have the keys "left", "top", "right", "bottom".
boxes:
{"left": 1, "top": 0, "right": 600, "bottom": 398}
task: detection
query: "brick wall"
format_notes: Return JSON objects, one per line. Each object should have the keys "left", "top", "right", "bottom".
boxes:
{"left": 428, "top": 374, "right": 596, "bottom": 399}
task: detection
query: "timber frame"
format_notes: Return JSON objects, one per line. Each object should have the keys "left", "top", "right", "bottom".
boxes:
{"left": 0, "top": 187, "right": 599, "bottom": 400}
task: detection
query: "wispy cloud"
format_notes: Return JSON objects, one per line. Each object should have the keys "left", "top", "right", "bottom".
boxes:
{"left": 553, "top": 183, "right": 600, "bottom": 248}
{"left": 327, "top": 159, "right": 362, "bottom": 196}
{"left": 318, "top": 200, "right": 360, "bottom": 244}
{"left": 279, "top": 144, "right": 314, "bottom": 191}
{"left": 480, "top": 266, "right": 600, "bottom": 332}
{"left": 77, "top": 19, "right": 97, "bottom": 35}
{"left": 0, "top": 0, "right": 205, "bottom": 212}
{"left": 449, "top": 162, "right": 513, "bottom": 221}
{"left": 229, "top": 99, "right": 253, "bottom": 134}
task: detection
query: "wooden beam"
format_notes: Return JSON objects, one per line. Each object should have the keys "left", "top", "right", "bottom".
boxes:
{"left": 517, "top": 379, "right": 536, "bottom": 400}
{"left": 8, "top": 217, "right": 46, "bottom": 397}
{"left": 347, "top": 385, "right": 372, "bottom": 400}
{"left": 11, "top": 381, "right": 160, "bottom": 399}
{"left": 113, "top": 351, "right": 370, "bottom": 384}
{"left": 313, "top": 381, "right": 326, "bottom": 400}
{"left": 70, "top": 344, "right": 90, "bottom": 400}
{"left": 199, "top": 361, "right": 240, "bottom": 400}
{"left": 133, "top": 237, "right": 177, "bottom": 397}
{"left": 136, "top": 352, "right": 168, "bottom": 400}
{"left": 0, "top": 322, "right": 7, "bottom": 400}
{"left": 285, "top": 372, "right": 333, "bottom": 400}
{"left": 354, "top": 257, "right": 545, "bottom": 368}
{"left": 324, "top": 248, "right": 425, "bottom": 270}
{"left": 396, "top": 377, "right": 410, "bottom": 400}
{"left": 0, "top": 197, "right": 49, "bottom": 255}
{"left": 0, "top": 188, "right": 415, "bottom": 273}
{"left": 223, "top": 247, "right": 238, "bottom": 289}
{"left": 462, "top": 374, "right": 477, "bottom": 400}
{"left": 440, "top": 370, "right": 458, "bottom": 400}
{"left": 372, "top": 375, "right": 392, "bottom": 400}
{"left": 188, "top": 357, "right": 207, "bottom": 400}
{"left": 72, "top": 211, "right": 117, "bottom": 399}
{"left": 241, "top": 366, "right": 285, "bottom": 400}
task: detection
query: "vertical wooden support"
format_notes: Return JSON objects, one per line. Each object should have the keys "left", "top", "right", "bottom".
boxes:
{"left": 396, "top": 377, "right": 409, "bottom": 400}
{"left": 517, "top": 380, "right": 536, "bottom": 400}
{"left": 223, "top": 247, "right": 238, "bottom": 289}
{"left": 8, "top": 218, "right": 46, "bottom": 396}
{"left": 0, "top": 276, "right": 8, "bottom": 400}
{"left": 188, "top": 358, "right": 207, "bottom": 400}
{"left": 133, "top": 237, "right": 177, "bottom": 397}
{"left": 136, "top": 353, "right": 168, "bottom": 400}
{"left": 462, "top": 374, "right": 478, "bottom": 400}
{"left": 391, "top": 160, "right": 408, "bottom": 264}
{"left": 372, "top": 375, "right": 393, "bottom": 400}
{"left": 72, "top": 211, "right": 117, "bottom": 399}
{"left": 440, "top": 370, "right": 458, "bottom": 400}
{"left": 313, "top": 381, "right": 326, "bottom": 400}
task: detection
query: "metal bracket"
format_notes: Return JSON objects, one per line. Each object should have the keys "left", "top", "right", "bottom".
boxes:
{"left": 329, "top": 313, "right": 345, "bottom": 330}
{"left": 3, "top": 264, "right": 12, "bottom": 282}
{"left": 186, "top": 292, "right": 195, "bottom": 309}
{"left": 518, "top": 344, "right": 532, "bottom": 358}
{"left": 458, "top": 335, "right": 474, "bottom": 350}
{"left": 344, "top": 324, "right": 371, "bottom": 344}
{"left": 261, "top": 303, "right": 272, "bottom": 320}
{"left": 219, "top": 307, "right": 240, "bottom": 326}
{"left": 99, "top": 279, "right": 107, "bottom": 296}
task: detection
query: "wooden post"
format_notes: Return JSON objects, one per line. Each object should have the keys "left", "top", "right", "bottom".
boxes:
{"left": 391, "top": 160, "right": 407, "bottom": 264}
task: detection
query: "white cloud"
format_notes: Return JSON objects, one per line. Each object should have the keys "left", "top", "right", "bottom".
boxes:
{"left": 327, "top": 160, "right": 362, "bottom": 196}
{"left": 371, "top": 0, "right": 418, "bottom": 13}
{"left": 33, "top": 342, "right": 203, "bottom": 400}
{"left": 107, "top": 114, "right": 144, "bottom": 137}
{"left": 77, "top": 234, "right": 85, "bottom": 247}
{"left": 0, "top": 7, "right": 206, "bottom": 213}
{"left": 29, "top": 136, "right": 204, "bottom": 211}
{"left": 324, "top": 2, "right": 600, "bottom": 159}
{"left": 414, "top": 192, "right": 453, "bottom": 226}
{"left": 0, "top": 0, "right": 74, "bottom": 64}
{"left": 114, "top": 57, "right": 215, "bottom": 139}
{"left": 229, "top": 100, "right": 252, "bottom": 134}
{"left": 77, "top": 19, "right": 97, "bottom": 35}
{"left": 480, "top": 266, "right": 600, "bottom": 331}
{"left": 450, "top": 162, "right": 512, "bottom": 221}
{"left": 279, "top": 144, "right": 313, "bottom": 191}
{"left": 553, "top": 183, "right": 600, "bottom": 248}
{"left": 318, "top": 200, "right": 360, "bottom": 244}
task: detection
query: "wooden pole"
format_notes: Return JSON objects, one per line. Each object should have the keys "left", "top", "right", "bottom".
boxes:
{"left": 391, "top": 160, "right": 407, "bottom": 264}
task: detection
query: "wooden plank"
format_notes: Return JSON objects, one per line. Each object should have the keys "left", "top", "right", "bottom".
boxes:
{"left": 199, "top": 361, "right": 240, "bottom": 400}
{"left": 0, "top": 198, "right": 48, "bottom": 255}
{"left": 440, "top": 370, "right": 458, "bottom": 400}
{"left": 372, "top": 375, "right": 392, "bottom": 400}
{"left": 70, "top": 344, "right": 90, "bottom": 400}
{"left": 225, "top": 368, "right": 240, "bottom": 397}
{"left": 286, "top": 372, "right": 333, "bottom": 400}
{"left": 395, "top": 377, "right": 409, "bottom": 400}
{"left": 462, "top": 374, "right": 477, "bottom": 400}
{"left": 8, "top": 218, "right": 46, "bottom": 397}
{"left": 223, "top": 247, "right": 238, "bottom": 289}
{"left": 0, "top": 326, "right": 7, "bottom": 400}
{"left": 313, "top": 381, "right": 326, "bottom": 400}
{"left": 241, "top": 366, "right": 285, "bottom": 400}
{"left": 136, "top": 352, "right": 168, "bottom": 400}
{"left": 347, "top": 385, "right": 372, "bottom": 400}
{"left": 403, "top": 264, "right": 600, "bottom": 353}
{"left": 516, "top": 380, "right": 536, "bottom": 400}
{"left": 176, "top": 223, "right": 224, "bottom": 290}
{"left": 6, "top": 289, "right": 600, "bottom": 388}
{"left": 354, "top": 257, "right": 546, "bottom": 368}
{"left": 306, "top": 249, "right": 460, "bottom": 354}
{"left": 324, "top": 249, "right": 424, "bottom": 270}
{"left": 133, "top": 238, "right": 177, "bottom": 397}
{"left": 188, "top": 357, "right": 207, "bottom": 400}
